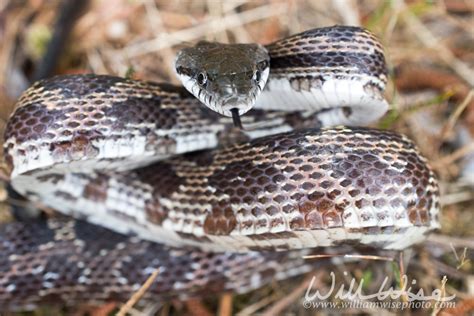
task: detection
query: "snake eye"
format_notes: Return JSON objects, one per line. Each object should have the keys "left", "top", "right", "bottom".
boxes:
{"left": 258, "top": 60, "right": 269, "bottom": 71}
{"left": 197, "top": 72, "right": 207, "bottom": 86}
{"left": 253, "top": 70, "right": 261, "bottom": 82}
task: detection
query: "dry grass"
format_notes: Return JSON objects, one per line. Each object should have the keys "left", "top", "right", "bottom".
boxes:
{"left": 0, "top": 0, "right": 473, "bottom": 315}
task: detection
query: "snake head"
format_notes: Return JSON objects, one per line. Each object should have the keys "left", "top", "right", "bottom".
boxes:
{"left": 175, "top": 41, "right": 270, "bottom": 117}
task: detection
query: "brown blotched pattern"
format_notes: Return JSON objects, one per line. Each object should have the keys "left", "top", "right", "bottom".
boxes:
{"left": 3, "top": 74, "right": 221, "bottom": 169}
{"left": 139, "top": 127, "right": 439, "bottom": 245}
{"left": 0, "top": 218, "right": 311, "bottom": 310}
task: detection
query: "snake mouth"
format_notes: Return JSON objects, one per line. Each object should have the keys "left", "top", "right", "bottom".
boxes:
{"left": 194, "top": 83, "right": 260, "bottom": 117}
{"left": 221, "top": 95, "right": 255, "bottom": 115}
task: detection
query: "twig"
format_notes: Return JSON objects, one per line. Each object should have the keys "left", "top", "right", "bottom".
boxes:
{"left": 440, "top": 90, "right": 474, "bottom": 141}
{"left": 144, "top": 0, "right": 176, "bottom": 76}
{"left": 332, "top": 0, "right": 360, "bottom": 25}
{"left": 449, "top": 245, "right": 470, "bottom": 270}
{"left": 428, "top": 234, "right": 474, "bottom": 249}
{"left": 439, "top": 191, "right": 474, "bottom": 205}
{"left": 116, "top": 268, "right": 160, "bottom": 316}
{"left": 431, "top": 142, "right": 474, "bottom": 169}
{"left": 303, "top": 253, "right": 394, "bottom": 261}
{"left": 432, "top": 275, "right": 449, "bottom": 316}
{"left": 261, "top": 272, "right": 322, "bottom": 316}
{"left": 87, "top": 48, "right": 109, "bottom": 74}
{"left": 205, "top": 0, "right": 228, "bottom": 43}
{"left": 0, "top": 5, "right": 35, "bottom": 98}
{"left": 121, "top": 3, "right": 287, "bottom": 58}
{"left": 399, "top": 251, "right": 408, "bottom": 303}
{"left": 221, "top": 1, "right": 252, "bottom": 43}
{"left": 236, "top": 295, "right": 276, "bottom": 316}
{"left": 218, "top": 293, "right": 233, "bottom": 316}
{"left": 394, "top": 0, "right": 474, "bottom": 86}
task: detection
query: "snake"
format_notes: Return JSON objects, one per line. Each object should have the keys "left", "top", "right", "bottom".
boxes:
{"left": 0, "top": 25, "right": 440, "bottom": 310}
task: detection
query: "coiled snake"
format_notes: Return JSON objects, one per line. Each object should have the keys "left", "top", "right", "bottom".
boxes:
{"left": 0, "top": 25, "right": 440, "bottom": 309}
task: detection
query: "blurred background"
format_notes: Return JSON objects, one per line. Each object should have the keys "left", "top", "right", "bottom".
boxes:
{"left": 0, "top": 0, "right": 473, "bottom": 315}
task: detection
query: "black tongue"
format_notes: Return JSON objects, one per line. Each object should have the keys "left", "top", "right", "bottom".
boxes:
{"left": 231, "top": 108, "right": 243, "bottom": 129}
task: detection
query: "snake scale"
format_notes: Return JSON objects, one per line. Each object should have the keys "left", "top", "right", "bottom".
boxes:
{"left": 0, "top": 25, "right": 440, "bottom": 310}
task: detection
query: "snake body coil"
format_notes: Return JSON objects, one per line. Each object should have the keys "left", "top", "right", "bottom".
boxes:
{"left": 1, "top": 25, "right": 440, "bottom": 309}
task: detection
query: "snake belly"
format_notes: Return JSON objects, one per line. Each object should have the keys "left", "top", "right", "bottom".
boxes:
{"left": 1, "top": 25, "right": 440, "bottom": 308}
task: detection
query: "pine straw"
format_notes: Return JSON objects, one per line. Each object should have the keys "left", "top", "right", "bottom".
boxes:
{"left": 0, "top": 0, "right": 473, "bottom": 315}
